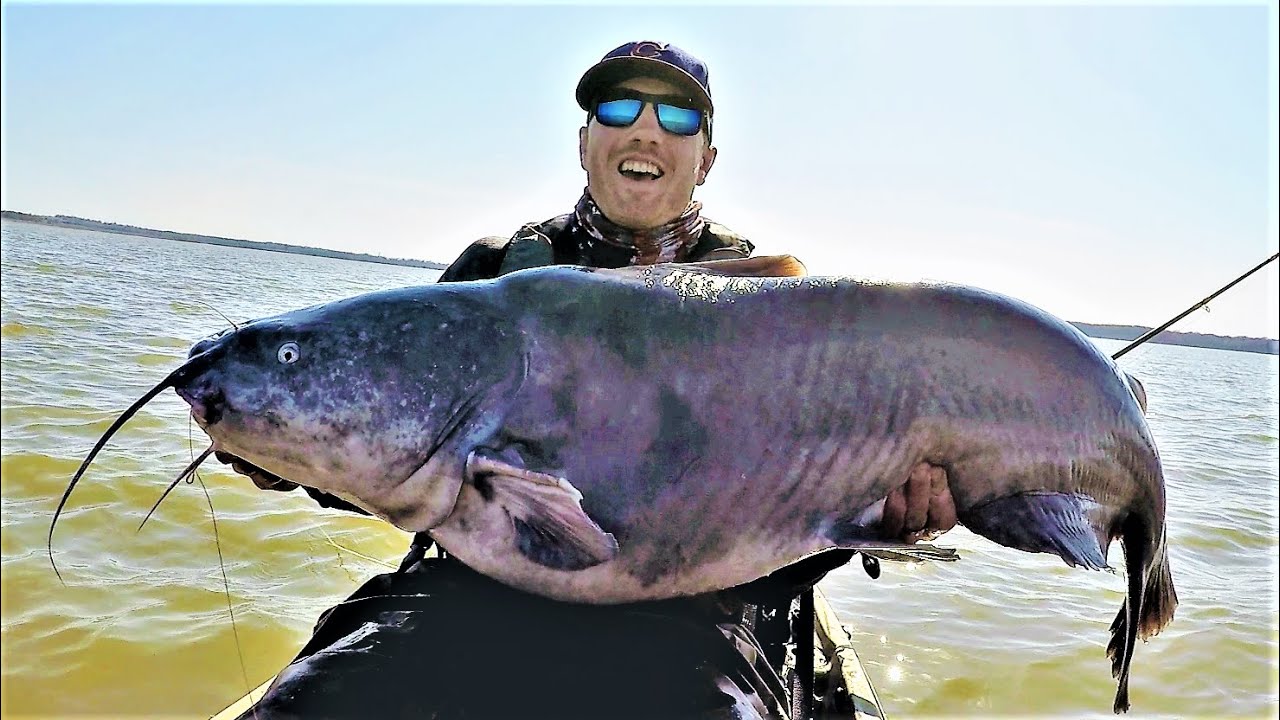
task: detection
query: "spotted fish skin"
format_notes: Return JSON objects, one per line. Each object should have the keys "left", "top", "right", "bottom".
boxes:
{"left": 173, "top": 259, "right": 1175, "bottom": 714}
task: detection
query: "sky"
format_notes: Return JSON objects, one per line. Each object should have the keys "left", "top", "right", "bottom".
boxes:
{"left": 2, "top": 1, "right": 1277, "bottom": 340}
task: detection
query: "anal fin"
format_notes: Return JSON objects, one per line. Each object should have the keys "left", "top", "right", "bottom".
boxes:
{"left": 962, "top": 492, "right": 1109, "bottom": 570}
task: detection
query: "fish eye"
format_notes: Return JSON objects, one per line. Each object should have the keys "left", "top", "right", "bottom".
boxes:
{"left": 277, "top": 342, "right": 300, "bottom": 364}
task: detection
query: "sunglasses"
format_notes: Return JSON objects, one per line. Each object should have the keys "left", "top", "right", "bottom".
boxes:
{"left": 592, "top": 90, "right": 709, "bottom": 138}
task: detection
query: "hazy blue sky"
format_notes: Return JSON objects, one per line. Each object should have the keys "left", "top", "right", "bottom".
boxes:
{"left": 3, "top": 2, "right": 1276, "bottom": 339}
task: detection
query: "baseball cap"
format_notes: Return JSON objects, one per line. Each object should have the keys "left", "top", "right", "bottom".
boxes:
{"left": 575, "top": 41, "right": 713, "bottom": 115}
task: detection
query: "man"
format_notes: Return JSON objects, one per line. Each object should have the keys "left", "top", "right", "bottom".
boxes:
{"left": 229, "top": 41, "right": 956, "bottom": 719}
{"left": 438, "top": 41, "right": 748, "bottom": 278}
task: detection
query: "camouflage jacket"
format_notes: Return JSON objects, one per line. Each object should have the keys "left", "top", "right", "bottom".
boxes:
{"left": 439, "top": 213, "right": 755, "bottom": 282}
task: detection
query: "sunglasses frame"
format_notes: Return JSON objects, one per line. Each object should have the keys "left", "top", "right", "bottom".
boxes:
{"left": 591, "top": 89, "right": 711, "bottom": 140}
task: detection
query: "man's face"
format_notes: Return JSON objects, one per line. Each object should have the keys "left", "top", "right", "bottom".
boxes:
{"left": 579, "top": 76, "right": 717, "bottom": 231}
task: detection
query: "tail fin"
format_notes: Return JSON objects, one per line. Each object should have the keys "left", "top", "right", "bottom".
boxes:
{"left": 1106, "top": 523, "right": 1177, "bottom": 713}
{"left": 1124, "top": 372, "right": 1149, "bottom": 415}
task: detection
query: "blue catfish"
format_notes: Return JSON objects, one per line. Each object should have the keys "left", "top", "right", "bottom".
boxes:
{"left": 54, "top": 256, "right": 1176, "bottom": 713}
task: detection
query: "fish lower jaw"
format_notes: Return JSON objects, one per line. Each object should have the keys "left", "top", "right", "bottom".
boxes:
{"left": 375, "top": 459, "right": 469, "bottom": 533}
{"left": 211, "top": 439, "right": 333, "bottom": 494}
{"left": 378, "top": 501, "right": 451, "bottom": 534}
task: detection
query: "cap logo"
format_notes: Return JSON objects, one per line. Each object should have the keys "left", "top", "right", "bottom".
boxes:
{"left": 631, "top": 41, "right": 667, "bottom": 58}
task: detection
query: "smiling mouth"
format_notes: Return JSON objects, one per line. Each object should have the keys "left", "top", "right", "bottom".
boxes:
{"left": 618, "top": 159, "right": 663, "bottom": 181}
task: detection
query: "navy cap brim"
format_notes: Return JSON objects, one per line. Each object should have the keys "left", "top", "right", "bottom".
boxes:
{"left": 575, "top": 56, "right": 714, "bottom": 114}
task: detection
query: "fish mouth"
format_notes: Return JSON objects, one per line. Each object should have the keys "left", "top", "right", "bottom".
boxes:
{"left": 175, "top": 385, "right": 225, "bottom": 427}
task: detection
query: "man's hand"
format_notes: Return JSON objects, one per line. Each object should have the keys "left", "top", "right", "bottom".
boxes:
{"left": 214, "top": 451, "right": 371, "bottom": 516}
{"left": 880, "top": 462, "right": 957, "bottom": 543}
{"left": 214, "top": 450, "right": 299, "bottom": 492}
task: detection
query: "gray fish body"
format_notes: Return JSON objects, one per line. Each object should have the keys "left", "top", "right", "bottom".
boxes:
{"left": 173, "top": 262, "right": 1175, "bottom": 712}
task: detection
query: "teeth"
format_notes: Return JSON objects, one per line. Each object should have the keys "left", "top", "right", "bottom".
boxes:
{"left": 619, "top": 160, "right": 662, "bottom": 178}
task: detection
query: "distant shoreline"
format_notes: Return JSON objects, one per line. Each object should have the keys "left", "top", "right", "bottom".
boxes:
{"left": 4, "top": 210, "right": 1276, "bottom": 355}
{"left": 1, "top": 210, "right": 448, "bottom": 271}
{"left": 1069, "top": 323, "right": 1276, "bottom": 357}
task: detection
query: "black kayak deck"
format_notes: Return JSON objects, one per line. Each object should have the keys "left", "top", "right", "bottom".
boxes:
{"left": 212, "top": 556, "right": 885, "bottom": 720}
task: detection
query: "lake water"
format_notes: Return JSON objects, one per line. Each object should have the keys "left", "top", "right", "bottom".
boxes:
{"left": 2, "top": 221, "right": 1276, "bottom": 718}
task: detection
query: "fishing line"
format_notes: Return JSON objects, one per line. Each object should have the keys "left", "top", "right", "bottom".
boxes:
{"left": 319, "top": 527, "right": 398, "bottom": 570}
{"left": 197, "top": 472, "right": 256, "bottom": 719}
{"left": 136, "top": 446, "right": 214, "bottom": 532}
{"left": 133, "top": 416, "right": 208, "bottom": 535}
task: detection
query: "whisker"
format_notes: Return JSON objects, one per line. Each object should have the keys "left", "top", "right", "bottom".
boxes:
{"left": 193, "top": 300, "right": 241, "bottom": 332}
{"left": 48, "top": 360, "right": 197, "bottom": 583}
{"left": 137, "top": 446, "right": 214, "bottom": 533}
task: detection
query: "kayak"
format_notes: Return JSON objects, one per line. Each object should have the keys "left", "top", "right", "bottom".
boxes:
{"left": 806, "top": 587, "right": 885, "bottom": 719}
{"left": 210, "top": 582, "right": 885, "bottom": 720}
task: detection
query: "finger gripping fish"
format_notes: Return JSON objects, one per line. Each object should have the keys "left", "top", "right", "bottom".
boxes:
{"left": 55, "top": 256, "right": 1175, "bottom": 713}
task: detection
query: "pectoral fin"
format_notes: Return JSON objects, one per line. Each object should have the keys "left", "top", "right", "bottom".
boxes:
{"left": 962, "top": 492, "right": 1110, "bottom": 570}
{"left": 465, "top": 450, "right": 618, "bottom": 571}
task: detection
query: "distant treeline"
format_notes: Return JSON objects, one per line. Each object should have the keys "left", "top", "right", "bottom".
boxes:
{"left": 1, "top": 210, "right": 447, "bottom": 270}
{"left": 1069, "top": 322, "right": 1277, "bottom": 356}
{"left": 5, "top": 209, "right": 1276, "bottom": 355}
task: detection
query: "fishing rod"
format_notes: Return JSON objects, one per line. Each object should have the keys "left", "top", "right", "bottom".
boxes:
{"left": 1111, "top": 251, "right": 1279, "bottom": 360}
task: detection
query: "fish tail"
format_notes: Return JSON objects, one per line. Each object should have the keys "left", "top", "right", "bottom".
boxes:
{"left": 1106, "top": 520, "right": 1178, "bottom": 714}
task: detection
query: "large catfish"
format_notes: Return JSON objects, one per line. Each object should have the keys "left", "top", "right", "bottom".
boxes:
{"left": 54, "top": 256, "right": 1176, "bottom": 712}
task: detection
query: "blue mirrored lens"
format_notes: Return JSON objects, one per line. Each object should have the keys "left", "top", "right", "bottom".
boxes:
{"left": 595, "top": 99, "right": 643, "bottom": 127}
{"left": 656, "top": 104, "right": 703, "bottom": 136}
